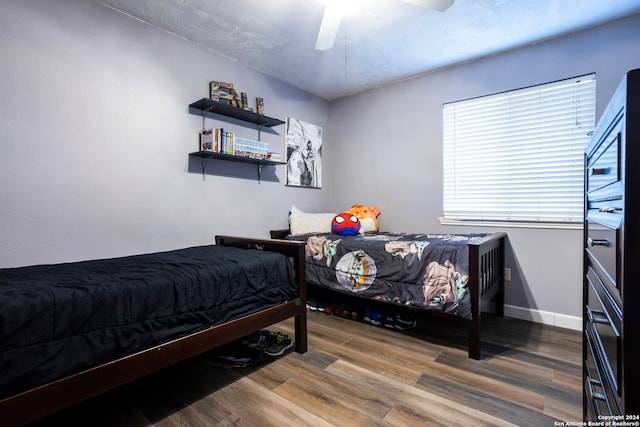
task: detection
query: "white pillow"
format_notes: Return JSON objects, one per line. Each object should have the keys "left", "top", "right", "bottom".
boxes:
{"left": 289, "top": 205, "right": 335, "bottom": 235}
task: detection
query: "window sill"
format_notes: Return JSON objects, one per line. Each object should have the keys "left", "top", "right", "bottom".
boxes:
{"left": 439, "top": 217, "right": 583, "bottom": 230}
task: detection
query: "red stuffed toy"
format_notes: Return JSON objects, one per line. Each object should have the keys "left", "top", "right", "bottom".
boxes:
{"left": 331, "top": 212, "right": 361, "bottom": 236}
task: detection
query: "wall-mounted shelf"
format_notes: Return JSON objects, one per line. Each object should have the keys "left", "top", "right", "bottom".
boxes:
{"left": 188, "top": 96, "right": 286, "bottom": 182}
{"left": 189, "top": 151, "right": 285, "bottom": 182}
{"left": 189, "top": 98, "right": 285, "bottom": 129}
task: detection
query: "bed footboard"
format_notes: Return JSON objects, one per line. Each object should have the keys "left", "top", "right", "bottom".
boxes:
{"left": 0, "top": 236, "right": 307, "bottom": 427}
{"left": 467, "top": 232, "right": 506, "bottom": 359}
{"left": 215, "top": 235, "right": 308, "bottom": 354}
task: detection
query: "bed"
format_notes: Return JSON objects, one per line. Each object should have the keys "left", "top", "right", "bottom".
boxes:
{"left": 271, "top": 228, "right": 505, "bottom": 360}
{"left": 0, "top": 235, "right": 307, "bottom": 426}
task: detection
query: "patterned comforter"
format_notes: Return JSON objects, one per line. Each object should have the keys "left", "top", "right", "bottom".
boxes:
{"left": 289, "top": 232, "right": 490, "bottom": 319}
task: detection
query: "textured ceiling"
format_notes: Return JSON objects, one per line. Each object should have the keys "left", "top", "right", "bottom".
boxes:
{"left": 96, "top": 0, "right": 640, "bottom": 100}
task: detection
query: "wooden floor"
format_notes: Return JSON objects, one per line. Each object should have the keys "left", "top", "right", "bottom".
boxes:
{"left": 28, "top": 312, "right": 582, "bottom": 426}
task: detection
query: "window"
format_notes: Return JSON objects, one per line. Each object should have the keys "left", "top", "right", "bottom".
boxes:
{"left": 442, "top": 74, "right": 596, "bottom": 226}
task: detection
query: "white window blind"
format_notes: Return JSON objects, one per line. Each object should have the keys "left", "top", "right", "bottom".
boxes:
{"left": 442, "top": 74, "right": 596, "bottom": 224}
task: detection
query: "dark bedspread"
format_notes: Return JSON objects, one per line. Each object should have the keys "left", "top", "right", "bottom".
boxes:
{"left": 0, "top": 244, "right": 296, "bottom": 398}
{"left": 288, "top": 232, "right": 490, "bottom": 319}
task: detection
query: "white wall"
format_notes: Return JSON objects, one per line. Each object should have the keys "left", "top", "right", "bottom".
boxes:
{"left": 0, "top": 0, "right": 331, "bottom": 268}
{"left": 327, "top": 14, "right": 640, "bottom": 327}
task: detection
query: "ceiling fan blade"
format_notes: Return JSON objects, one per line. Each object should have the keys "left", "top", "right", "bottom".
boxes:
{"left": 400, "top": 0, "right": 454, "bottom": 12}
{"left": 315, "top": 6, "right": 342, "bottom": 51}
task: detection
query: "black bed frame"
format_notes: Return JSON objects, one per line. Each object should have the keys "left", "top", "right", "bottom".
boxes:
{"left": 0, "top": 235, "right": 307, "bottom": 427}
{"left": 271, "top": 229, "right": 505, "bottom": 360}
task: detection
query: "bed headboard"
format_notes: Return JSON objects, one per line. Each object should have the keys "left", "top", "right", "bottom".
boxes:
{"left": 270, "top": 229, "right": 290, "bottom": 239}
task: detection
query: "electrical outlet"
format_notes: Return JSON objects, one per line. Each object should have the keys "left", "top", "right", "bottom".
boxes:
{"left": 504, "top": 268, "right": 511, "bottom": 282}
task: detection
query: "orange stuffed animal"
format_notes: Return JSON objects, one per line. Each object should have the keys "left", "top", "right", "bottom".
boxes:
{"left": 346, "top": 204, "right": 381, "bottom": 234}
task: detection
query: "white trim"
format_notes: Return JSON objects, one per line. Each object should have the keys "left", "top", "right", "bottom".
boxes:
{"left": 503, "top": 304, "right": 582, "bottom": 331}
{"left": 439, "top": 217, "right": 583, "bottom": 230}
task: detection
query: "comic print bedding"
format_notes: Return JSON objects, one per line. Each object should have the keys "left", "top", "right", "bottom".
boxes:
{"left": 288, "top": 232, "right": 491, "bottom": 320}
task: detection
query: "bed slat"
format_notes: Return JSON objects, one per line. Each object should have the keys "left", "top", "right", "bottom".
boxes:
{"left": 468, "top": 232, "right": 506, "bottom": 359}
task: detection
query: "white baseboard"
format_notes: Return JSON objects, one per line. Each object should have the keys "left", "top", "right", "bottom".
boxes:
{"left": 503, "top": 304, "right": 582, "bottom": 331}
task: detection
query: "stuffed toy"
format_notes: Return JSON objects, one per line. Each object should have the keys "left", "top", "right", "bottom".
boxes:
{"left": 346, "top": 204, "right": 381, "bottom": 234}
{"left": 331, "top": 212, "right": 361, "bottom": 236}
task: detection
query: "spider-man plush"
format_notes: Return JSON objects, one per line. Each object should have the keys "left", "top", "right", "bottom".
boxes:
{"left": 331, "top": 212, "right": 361, "bottom": 236}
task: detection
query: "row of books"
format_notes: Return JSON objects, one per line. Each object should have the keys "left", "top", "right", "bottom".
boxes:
{"left": 199, "top": 128, "right": 281, "bottom": 160}
{"left": 210, "top": 80, "right": 264, "bottom": 114}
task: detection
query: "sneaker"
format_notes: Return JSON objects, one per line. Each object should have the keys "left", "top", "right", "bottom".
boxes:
{"left": 203, "top": 342, "right": 267, "bottom": 368}
{"left": 262, "top": 331, "right": 294, "bottom": 357}
{"left": 394, "top": 313, "right": 417, "bottom": 330}
{"left": 370, "top": 311, "right": 384, "bottom": 326}
{"left": 384, "top": 314, "right": 396, "bottom": 328}
{"left": 333, "top": 302, "right": 346, "bottom": 317}
{"left": 255, "top": 330, "right": 278, "bottom": 350}
{"left": 242, "top": 330, "right": 270, "bottom": 348}
{"left": 324, "top": 301, "right": 337, "bottom": 315}
{"left": 364, "top": 308, "right": 373, "bottom": 323}
{"left": 306, "top": 297, "right": 325, "bottom": 312}
{"left": 339, "top": 304, "right": 352, "bottom": 318}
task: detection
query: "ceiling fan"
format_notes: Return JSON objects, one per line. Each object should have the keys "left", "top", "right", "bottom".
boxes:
{"left": 315, "top": 0, "right": 455, "bottom": 51}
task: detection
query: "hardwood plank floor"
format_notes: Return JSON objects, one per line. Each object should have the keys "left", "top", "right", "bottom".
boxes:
{"left": 26, "top": 312, "right": 582, "bottom": 426}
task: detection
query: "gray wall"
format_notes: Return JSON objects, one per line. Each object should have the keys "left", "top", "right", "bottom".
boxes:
{"left": 2, "top": 0, "right": 639, "bottom": 327}
{"left": 0, "top": 0, "right": 331, "bottom": 267}
{"left": 327, "top": 14, "right": 640, "bottom": 327}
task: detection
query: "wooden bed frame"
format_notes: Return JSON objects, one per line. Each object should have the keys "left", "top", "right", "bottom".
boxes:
{"left": 271, "top": 229, "right": 505, "bottom": 360}
{"left": 0, "top": 235, "right": 307, "bottom": 427}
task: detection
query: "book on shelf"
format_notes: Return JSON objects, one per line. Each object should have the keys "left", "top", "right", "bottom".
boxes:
{"left": 200, "top": 127, "right": 275, "bottom": 160}
{"left": 268, "top": 152, "right": 283, "bottom": 162}
{"left": 234, "top": 137, "right": 269, "bottom": 159}
{"left": 199, "top": 129, "right": 214, "bottom": 151}
{"left": 215, "top": 128, "right": 234, "bottom": 155}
